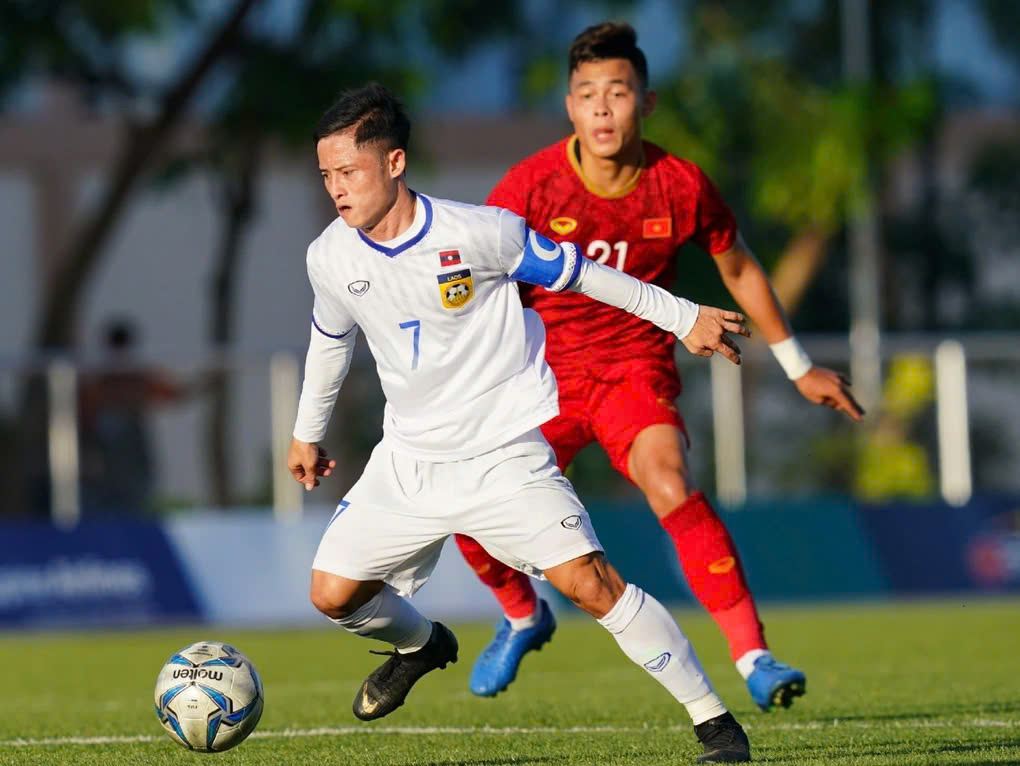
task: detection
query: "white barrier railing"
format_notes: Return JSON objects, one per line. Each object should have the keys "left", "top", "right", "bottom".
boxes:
{"left": 710, "top": 354, "right": 747, "bottom": 508}
{"left": 46, "top": 359, "right": 80, "bottom": 528}
{"left": 934, "top": 340, "right": 972, "bottom": 506}
{"left": 269, "top": 351, "right": 302, "bottom": 520}
{"left": 1, "top": 332, "right": 1013, "bottom": 525}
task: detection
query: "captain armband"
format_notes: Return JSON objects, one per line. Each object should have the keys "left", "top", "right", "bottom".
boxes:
{"left": 509, "top": 229, "right": 582, "bottom": 292}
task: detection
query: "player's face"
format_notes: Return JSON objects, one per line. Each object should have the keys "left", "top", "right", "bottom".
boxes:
{"left": 565, "top": 58, "right": 655, "bottom": 161}
{"left": 317, "top": 130, "right": 405, "bottom": 230}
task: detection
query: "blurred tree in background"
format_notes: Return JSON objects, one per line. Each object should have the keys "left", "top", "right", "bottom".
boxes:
{"left": 0, "top": 0, "right": 528, "bottom": 511}
{"left": 1, "top": 0, "right": 258, "bottom": 515}
{"left": 1, "top": 0, "right": 1016, "bottom": 511}
{"left": 662, "top": 1, "right": 1015, "bottom": 500}
{"left": 1, "top": 0, "right": 258, "bottom": 351}
{"left": 519, "top": 0, "right": 1018, "bottom": 501}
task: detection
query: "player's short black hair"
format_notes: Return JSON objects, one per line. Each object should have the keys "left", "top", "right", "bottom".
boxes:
{"left": 568, "top": 22, "right": 648, "bottom": 91}
{"left": 313, "top": 82, "right": 411, "bottom": 152}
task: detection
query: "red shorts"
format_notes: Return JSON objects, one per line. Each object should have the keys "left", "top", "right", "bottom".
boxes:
{"left": 541, "top": 357, "right": 687, "bottom": 481}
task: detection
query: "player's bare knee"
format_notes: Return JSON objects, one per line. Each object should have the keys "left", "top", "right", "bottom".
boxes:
{"left": 309, "top": 581, "right": 342, "bottom": 618}
{"left": 309, "top": 572, "right": 364, "bottom": 619}
{"left": 568, "top": 574, "right": 614, "bottom": 618}
{"left": 642, "top": 462, "right": 696, "bottom": 517}
{"left": 556, "top": 554, "right": 625, "bottom": 619}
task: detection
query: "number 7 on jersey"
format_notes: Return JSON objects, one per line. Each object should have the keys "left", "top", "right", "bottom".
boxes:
{"left": 398, "top": 320, "right": 421, "bottom": 370}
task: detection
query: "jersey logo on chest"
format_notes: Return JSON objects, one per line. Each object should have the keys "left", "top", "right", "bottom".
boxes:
{"left": 348, "top": 280, "right": 370, "bottom": 296}
{"left": 437, "top": 269, "right": 473, "bottom": 309}
{"left": 642, "top": 217, "right": 672, "bottom": 239}
{"left": 549, "top": 217, "right": 578, "bottom": 235}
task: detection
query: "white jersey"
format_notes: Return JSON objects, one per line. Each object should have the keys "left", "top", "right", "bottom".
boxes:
{"left": 300, "top": 193, "right": 581, "bottom": 461}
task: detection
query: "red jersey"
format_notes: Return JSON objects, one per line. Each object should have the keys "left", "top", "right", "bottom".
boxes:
{"left": 487, "top": 136, "right": 737, "bottom": 369}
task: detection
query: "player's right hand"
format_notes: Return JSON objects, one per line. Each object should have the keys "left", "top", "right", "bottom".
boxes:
{"left": 287, "top": 438, "right": 336, "bottom": 491}
{"left": 681, "top": 306, "right": 750, "bottom": 364}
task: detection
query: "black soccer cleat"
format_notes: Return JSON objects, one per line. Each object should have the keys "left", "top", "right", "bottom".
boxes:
{"left": 694, "top": 711, "right": 751, "bottom": 763}
{"left": 352, "top": 621, "right": 458, "bottom": 721}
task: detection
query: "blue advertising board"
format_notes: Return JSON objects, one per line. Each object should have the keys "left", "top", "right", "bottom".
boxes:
{"left": 1, "top": 495, "right": 1015, "bottom": 630}
{"left": 0, "top": 519, "right": 200, "bottom": 628}
{"left": 586, "top": 498, "right": 890, "bottom": 604}
{"left": 858, "top": 496, "right": 1020, "bottom": 594}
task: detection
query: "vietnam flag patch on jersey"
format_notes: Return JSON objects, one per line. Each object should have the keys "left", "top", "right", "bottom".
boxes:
{"left": 642, "top": 217, "right": 672, "bottom": 238}
{"left": 438, "top": 269, "right": 473, "bottom": 309}
{"left": 439, "top": 250, "right": 461, "bottom": 267}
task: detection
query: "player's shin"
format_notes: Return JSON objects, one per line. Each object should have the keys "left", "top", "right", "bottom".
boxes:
{"left": 597, "top": 583, "right": 726, "bottom": 725}
{"left": 330, "top": 585, "right": 433, "bottom": 653}
{"left": 659, "top": 492, "right": 767, "bottom": 662}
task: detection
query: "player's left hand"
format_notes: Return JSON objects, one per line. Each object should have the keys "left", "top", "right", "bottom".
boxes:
{"left": 680, "top": 306, "right": 751, "bottom": 364}
{"left": 287, "top": 438, "right": 337, "bottom": 490}
{"left": 794, "top": 366, "right": 865, "bottom": 421}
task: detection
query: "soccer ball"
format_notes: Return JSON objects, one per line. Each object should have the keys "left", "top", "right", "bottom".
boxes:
{"left": 154, "top": 641, "right": 263, "bottom": 752}
{"left": 445, "top": 282, "right": 470, "bottom": 305}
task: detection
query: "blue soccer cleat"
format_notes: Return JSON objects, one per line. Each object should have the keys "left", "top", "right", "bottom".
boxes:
{"left": 746, "top": 655, "right": 806, "bottom": 711}
{"left": 469, "top": 599, "right": 556, "bottom": 697}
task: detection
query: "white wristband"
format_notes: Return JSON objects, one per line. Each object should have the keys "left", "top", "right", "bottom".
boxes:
{"left": 770, "top": 336, "right": 812, "bottom": 380}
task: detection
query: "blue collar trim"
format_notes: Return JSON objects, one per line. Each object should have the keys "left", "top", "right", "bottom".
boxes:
{"left": 357, "top": 193, "right": 432, "bottom": 257}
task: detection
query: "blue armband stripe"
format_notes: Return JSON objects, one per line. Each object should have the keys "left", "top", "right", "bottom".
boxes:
{"left": 510, "top": 228, "right": 568, "bottom": 289}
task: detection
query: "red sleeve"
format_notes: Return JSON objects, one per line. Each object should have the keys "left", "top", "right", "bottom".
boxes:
{"left": 691, "top": 166, "right": 738, "bottom": 255}
{"left": 486, "top": 163, "right": 530, "bottom": 218}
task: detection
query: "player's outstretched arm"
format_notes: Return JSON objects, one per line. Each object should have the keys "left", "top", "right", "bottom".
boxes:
{"left": 500, "top": 220, "right": 748, "bottom": 362}
{"left": 287, "top": 437, "right": 336, "bottom": 491}
{"left": 567, "top": 257, "right": 749, "bottom": 364}
{"left": 713, "top": 237, "right": 864, "bottom": 420}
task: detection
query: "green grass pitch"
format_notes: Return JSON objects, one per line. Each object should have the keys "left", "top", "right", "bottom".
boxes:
{"left": 1, "top": 599, "right": 1017, "bottom": 765}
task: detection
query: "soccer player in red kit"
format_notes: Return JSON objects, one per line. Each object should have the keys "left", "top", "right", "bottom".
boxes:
{"left": 455, "top": 22, "right": 864, "bottom": 712}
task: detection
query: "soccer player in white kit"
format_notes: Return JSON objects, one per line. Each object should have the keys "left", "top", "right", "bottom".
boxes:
{"left": 289, "top": 84, "right": 752, "bottom": 763}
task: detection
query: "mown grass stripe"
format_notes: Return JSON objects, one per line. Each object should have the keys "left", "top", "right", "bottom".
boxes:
{"left": 3, "top": 718, "right": 1016, "bottom": 747}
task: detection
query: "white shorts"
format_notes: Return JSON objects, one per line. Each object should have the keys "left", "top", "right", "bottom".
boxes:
{"left": 311, "top": 429, "right": 603, "bottom": 597}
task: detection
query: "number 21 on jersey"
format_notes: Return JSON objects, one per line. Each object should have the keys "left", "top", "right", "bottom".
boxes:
{"left": 587, "top": 240, "right": 628, "bottom": 271}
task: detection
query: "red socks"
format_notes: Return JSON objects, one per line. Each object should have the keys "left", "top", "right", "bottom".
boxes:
{"left": 659, "top": 492, "right": 767, "bottom": 662}
{"left": 454, "top": 534, "right": 537, "bottom": 619}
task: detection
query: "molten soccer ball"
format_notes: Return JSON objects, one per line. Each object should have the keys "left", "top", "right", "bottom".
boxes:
{"left": 154, "top": 641, "right": 263, "bottom": 752}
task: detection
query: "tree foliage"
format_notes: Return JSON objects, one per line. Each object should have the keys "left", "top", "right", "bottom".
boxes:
{"left": 0, "top": 0, "right": 193, "bottom": 103}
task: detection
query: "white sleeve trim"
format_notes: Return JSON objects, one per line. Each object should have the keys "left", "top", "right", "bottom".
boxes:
{"left": 543, "top": 241, "right": 580, "bottom": 292}
{"left": 292, "top": 323, "right": 358, "bottom": 443}
{"left": 568, "top": 258, "right": 700, "bottom": 339}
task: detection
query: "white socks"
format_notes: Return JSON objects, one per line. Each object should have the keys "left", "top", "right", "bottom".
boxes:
{"left": 598, "top": 583, "right": 727, "bottom": 725}
{"left": 507, "top": 601, "right": 543, "bottom": 631}
{"left": 330, "top": 586, "right": 433, "bottom": 653}
{"left": 736, "top": 648, "right": 770, "bottom": 680}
